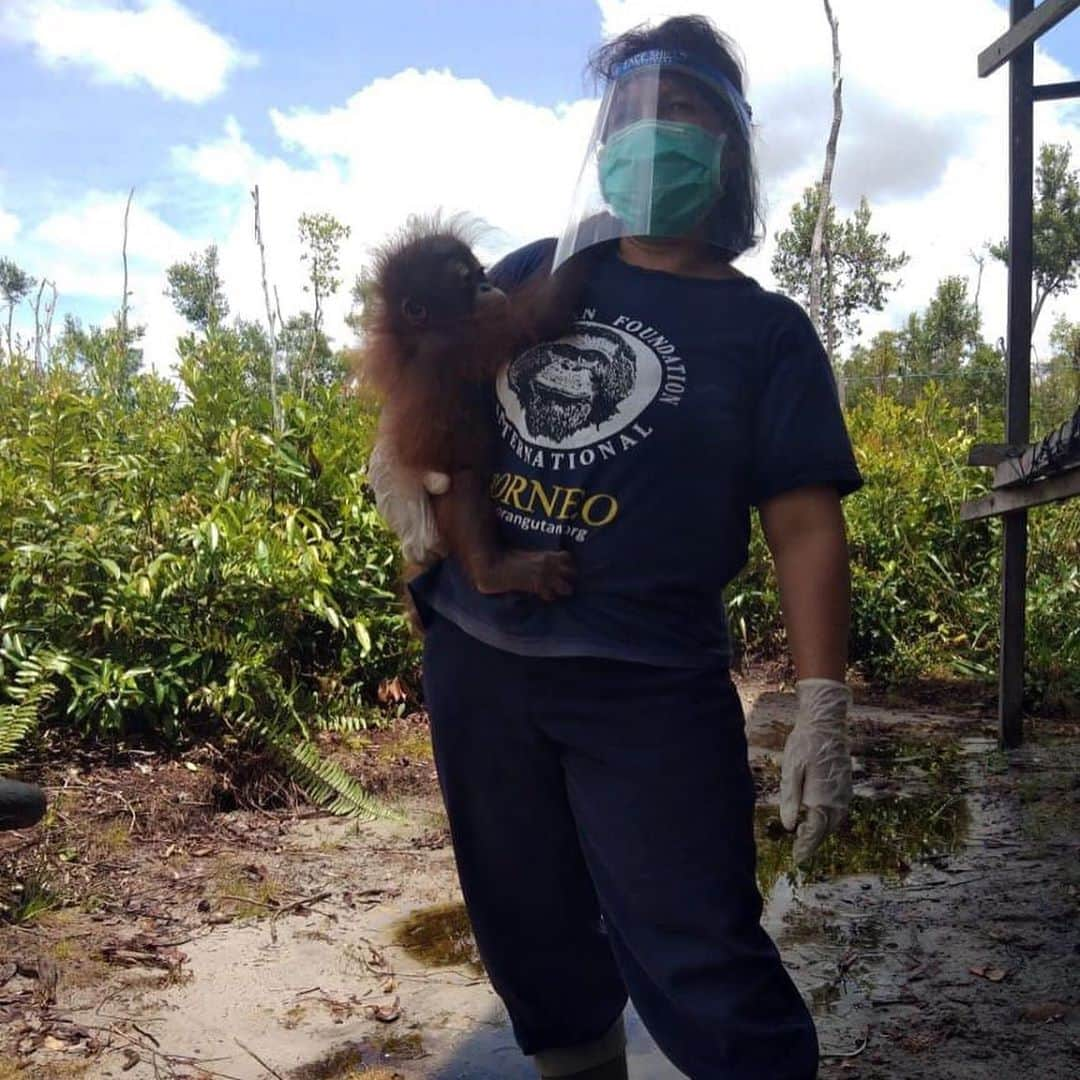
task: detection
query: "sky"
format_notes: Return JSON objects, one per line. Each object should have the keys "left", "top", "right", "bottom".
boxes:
{"left": 1, "top": 0, "right": 1079, "bottom": 374}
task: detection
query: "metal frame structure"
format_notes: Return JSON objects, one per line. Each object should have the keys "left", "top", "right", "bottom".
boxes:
{"left": 964, "top": 0, "right": 1080, "bottom": 748}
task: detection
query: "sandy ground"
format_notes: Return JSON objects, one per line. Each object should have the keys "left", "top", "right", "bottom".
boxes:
{"left": 1, "top": 676, "right": 1077, "bottom": 1079}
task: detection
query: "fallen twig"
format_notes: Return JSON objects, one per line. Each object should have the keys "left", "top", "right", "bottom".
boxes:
{"left": 273, "top": 890, "right": 332, "bottom": 917}
{"left": 235, "top": 1037, "right": 285, "bottom": 1080}
{"left": 820, "top": 1032, "right": 869, "bottom": 1060}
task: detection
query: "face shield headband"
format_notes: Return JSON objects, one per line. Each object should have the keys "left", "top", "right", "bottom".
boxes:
{"left": 607, "top": 49, "right": 753, "bottom": 138}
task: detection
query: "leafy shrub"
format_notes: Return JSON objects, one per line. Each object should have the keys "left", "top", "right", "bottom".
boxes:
{"left": 0, "top": 338, "right": 415, "bottom": 813}
{"left": 729, "top": 385, "right": 1080, "bottom": 706}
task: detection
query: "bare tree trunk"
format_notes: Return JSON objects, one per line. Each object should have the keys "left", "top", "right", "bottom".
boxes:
{"left": 809, "top": 0, "right": 843, "bottom": 340}
{"left": 302, "top": 270, "right": 321, "bottom": 403}
{"left": 823, "top": 247, "right": 846, "bottom": 407}
{"left": 5, "top": 302, "right": 14, "bottom": 360}
{"left": 274, "top": 285, "right": 292, "bottom": 396}
{"left": 33, "top": 277, "right": 46, "bottom": 372}
{"left": 1031, "top": 283, "right": 1051, "bottom": 336}
{"left": 120, "top": 187, "right": 134, "bottom": 343}
{"left": 251, "top": 185, "right": 281, "bottom": 432}
{"left": 274, "top": 286, "right": 285, "bottom": 347}
{"left": 970, "top": 248, "right": 987, "bottom": 318}
{"left": 43, "top": 282, "right": 57, "bottom": 366}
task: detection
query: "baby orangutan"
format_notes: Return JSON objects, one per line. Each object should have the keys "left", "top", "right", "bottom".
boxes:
{"left": 359, "top": 218, "right": 579, "bottom": 601}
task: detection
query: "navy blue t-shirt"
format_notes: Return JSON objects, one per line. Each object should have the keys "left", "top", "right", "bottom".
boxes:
{"left": 410, "top": 239, "right": 863, "bottom": 667}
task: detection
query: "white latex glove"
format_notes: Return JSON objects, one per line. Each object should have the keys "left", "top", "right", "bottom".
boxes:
{"left": 780, "top": 678, "right": 853, "bottom": 866}
{"left": 367, "top": 438, "right": 449, "bottom": 566}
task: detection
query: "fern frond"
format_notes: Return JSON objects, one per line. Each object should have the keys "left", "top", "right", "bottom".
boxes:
{"left": 0, "top": 680, "right": 56, "bottom": 763}
{"left": 241, "top": 710, "right": 400, "bottom": 822}
{"left": 315, "top": 711, "right": 373, "bottom": 734}
{"left": 281, "top": 737, "right": 400, "bottom": 821}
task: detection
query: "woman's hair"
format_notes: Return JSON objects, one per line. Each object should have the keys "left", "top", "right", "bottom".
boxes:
{"left": 587, "top": 14, "right": 764, "bottom": 260}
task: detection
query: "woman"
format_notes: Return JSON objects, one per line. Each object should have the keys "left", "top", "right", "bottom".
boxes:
{"left": 371, "top": 15, "right": 861, "bottom": 1079}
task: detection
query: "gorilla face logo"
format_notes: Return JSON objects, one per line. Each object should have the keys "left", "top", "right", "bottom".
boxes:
{"left": 506, "top": 325, "right": 642, "bottom": 445}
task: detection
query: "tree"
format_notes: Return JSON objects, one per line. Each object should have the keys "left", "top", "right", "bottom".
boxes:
{"left": 164, "top": 245, "right": 229, "bottom": 332}
{"left": 809, "top": 0, "right": 843, "bottom": 335}
{"left": 278, "top": 312, "right": 342, "bottom": 393}
{"left": 903, "top": 277, "right": 1004, "bottom": 417}
{"left": 54, "top": 314, "right": 144, "bottom": 401}
{"left": 1033, "top": 315, "right": 1080, "bottom": 432}
{"left": 772, "top": 188, "right": 909, "bottom": 364}
{"left": 904, "top": 276, "right": 981, "bottom": 382}
{"left": 297, "top": 213, "right": 350, "bottom": 398}
{"left": 990, "top": 142, "right": 1080, "bottom": 333}
{"left": 1, "top": 257, "right": 36, "bottom": 359}
{"left": 298, "top": 212, "right": 350, "bottom": 341}
{"left": 843, "top": 277, "right": 1005, "bottom": 421}
{"left": 843, "top": 330, "right": 905, "bottom": 406}
{"left": 960, "top": 341, "right": 1006, "bottom": 423}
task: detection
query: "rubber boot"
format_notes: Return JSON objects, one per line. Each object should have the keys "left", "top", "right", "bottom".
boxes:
{"left": 535, "top": 1017, "right": 628, "bottom": 1079}
{"left": 541, "top": 1052, "right": 629, "bottom": 1080}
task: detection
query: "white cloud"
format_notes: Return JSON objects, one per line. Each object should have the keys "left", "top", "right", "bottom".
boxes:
{"left": 160, "top": 71, "right": 601, "bottom": 373}
{"left": 597, "top": 0, "right": 1080, "bottom": 352}
{"left": 0, "top": 207, "right": 19, "bottom": 247}
{"left": 12, "top": 0, "right": 1080, "bottom": 376}
{"left": 0, "top": 0, "right": 256, "bottom": 103}
{"left": 15, "top": 191, "right": 191, "bottom": 371}
{"left": 170, "top": 117, "right": 260, "bottom": 186}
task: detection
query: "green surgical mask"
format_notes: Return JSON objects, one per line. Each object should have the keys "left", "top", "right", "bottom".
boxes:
{"left": 598, "top": 119, "right": 727, "bottom": 236}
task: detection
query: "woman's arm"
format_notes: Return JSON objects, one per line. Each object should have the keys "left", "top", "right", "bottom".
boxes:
{"left": 760, "top": 484, "right": 854, "bottom": 865}
{"left": 758, "top": 485, "right": 850, "bottom": 681}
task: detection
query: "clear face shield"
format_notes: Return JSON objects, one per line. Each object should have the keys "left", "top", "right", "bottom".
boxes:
{"left": 552, "top": 49, "right": 753, "bottom": 271}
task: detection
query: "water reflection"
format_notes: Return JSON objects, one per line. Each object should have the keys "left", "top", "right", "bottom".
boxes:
{"left": 392, "top": 900, "right": 483, "bottom": 974}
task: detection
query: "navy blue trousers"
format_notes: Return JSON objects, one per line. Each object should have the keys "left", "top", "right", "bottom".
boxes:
{"left": 422, "top": 615, "right": 818, "bottom": 1079}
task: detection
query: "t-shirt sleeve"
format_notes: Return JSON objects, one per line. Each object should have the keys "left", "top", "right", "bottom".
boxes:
{"left": 749, "top": 303, "right": 863, "bottom": 506}
{"left": 487, "top": 238, "right": 557, "bottom": 292}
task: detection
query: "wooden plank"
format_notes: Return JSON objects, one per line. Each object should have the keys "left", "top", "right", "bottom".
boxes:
{"left": 960, "top": 466, "right": 1080, "bottom": 520}
{"left": 1033, "top": 78, "right": 1080, "bottom": 100}
{"left": 991, "top": 412, "right": 1080, "bottom": 487}
{"left": 994, "top": 446, "right": 1080, "bottom": 487}
{"left": 979, "top": 0, "right": 1080, "bottom": 78}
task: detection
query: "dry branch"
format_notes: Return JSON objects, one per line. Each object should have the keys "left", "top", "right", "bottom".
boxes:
{"left": 120, "top": 187, "right": 134, "bottom": 342}
{"left": 809, "top": 0, "right": 843, "bottom": 351}
{"left": 251, "top": 184, "right": 281, "bottom": 432}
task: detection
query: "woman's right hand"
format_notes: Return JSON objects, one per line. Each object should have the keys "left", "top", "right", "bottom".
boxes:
{"left": 367, "top": 439, "right": 450, "bottom": 566}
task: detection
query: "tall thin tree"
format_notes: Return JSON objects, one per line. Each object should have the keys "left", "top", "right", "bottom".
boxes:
{"left": 809, "top": 0, "right": 844, "bottom": 395}
{"left": 251, "top": 185, "right": 281, "bottom": 431}
{"left": 120, "top": 186, "right": 134, "bottom": 344}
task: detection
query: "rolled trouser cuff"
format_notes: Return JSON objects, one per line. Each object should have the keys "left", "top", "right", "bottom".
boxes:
{"left": 533, "top": 1015, "right": 626, "bottom": 1078}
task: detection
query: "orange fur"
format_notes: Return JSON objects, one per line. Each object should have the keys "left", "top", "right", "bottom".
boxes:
{"left": 353, "top": 216, "right": 594, "bottom": 475}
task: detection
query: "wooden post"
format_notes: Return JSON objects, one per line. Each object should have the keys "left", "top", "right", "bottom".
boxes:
{"left": 1000, "top": 0, "right": 1035, "bottom": 749}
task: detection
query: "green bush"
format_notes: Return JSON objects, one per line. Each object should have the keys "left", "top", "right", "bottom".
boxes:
{"left": 0, "top": 337, "right": 414, "bottom": 813}
{"left": 730, "top": 386, "right": 1080, "bottom": 706}
{"left": 3, "top": 325, "right": 1076, "bottom": 816}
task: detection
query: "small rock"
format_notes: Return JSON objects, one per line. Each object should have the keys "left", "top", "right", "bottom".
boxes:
{"left": 1020, "top": 1001, "right": 1069, "bottom": 1023}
